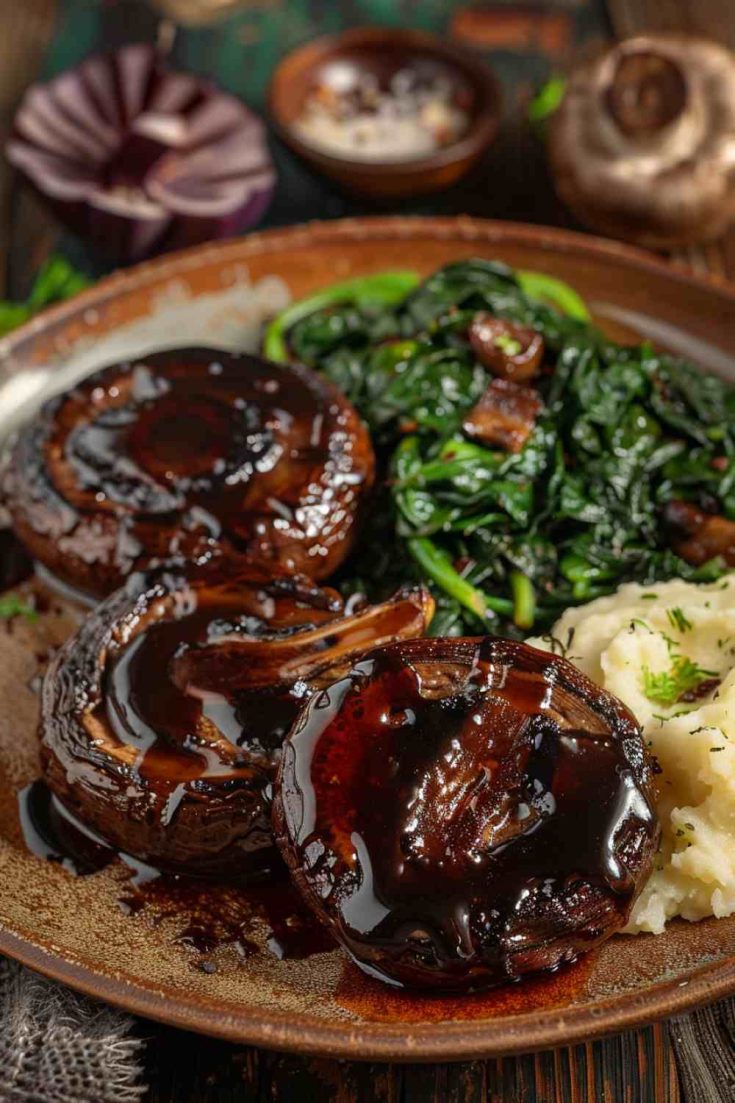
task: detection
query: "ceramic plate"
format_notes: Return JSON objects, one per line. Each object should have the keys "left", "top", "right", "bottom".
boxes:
{"left": 1, "top": 217, "right": 735, "bottom": 1061}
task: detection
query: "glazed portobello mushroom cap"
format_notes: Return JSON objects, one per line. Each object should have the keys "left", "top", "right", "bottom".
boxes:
{"left": 274, "top": 636, "right": 660, "bottom": 991}
{"left": 6, "top": 347, "right": 374, "bottom": 598}
{"left": 41, "top": 561, "right": 432, "bottom": 878}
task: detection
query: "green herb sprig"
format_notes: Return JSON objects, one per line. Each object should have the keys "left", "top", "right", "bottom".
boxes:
{"left": 667, "top": 606, "right": 693, "bottom": 633}
{"left": 642, "top": 656, "right": 718, "bottom": 708}
{"left": 0, "top": 255, "right": 90, "bottom": 337}
{"left": 0, "top": 594, "right": 36, "bottom": 622}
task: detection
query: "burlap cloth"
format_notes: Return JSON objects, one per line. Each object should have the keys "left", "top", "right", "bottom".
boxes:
{"left": 0, "top": 959, "right": 145, "bottom": 1103}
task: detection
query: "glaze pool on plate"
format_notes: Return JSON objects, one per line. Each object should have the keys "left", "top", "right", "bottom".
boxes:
{"left": 1, "top": 217, "right": 735, "bottom": 1059}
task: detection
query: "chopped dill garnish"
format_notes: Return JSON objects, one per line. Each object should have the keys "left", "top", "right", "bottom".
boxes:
{"left": 660, "top": 631, "right": 683, "bottom": 656}
{"left": 667, "top": 606, "right": 693, "bottom": 633}
{"left": 538, "top": 627, "right": 575, "bottom": 657}
{"left": 652, "top": 709, "right": 692, "bottom": 724}
{"left": 642, "top": 656, "right": 718, "bottom": 708}
{"left": 641, "top": 593, "right": 659, "bottom": 600}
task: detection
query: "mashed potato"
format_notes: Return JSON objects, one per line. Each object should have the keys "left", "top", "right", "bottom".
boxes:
{"left": 528, "top": 574, "right": 735, "bottom": 934}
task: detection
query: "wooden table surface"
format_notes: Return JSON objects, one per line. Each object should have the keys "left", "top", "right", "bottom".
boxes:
{"left": 1, "top": 1, "right": 734, "bottom": 1099}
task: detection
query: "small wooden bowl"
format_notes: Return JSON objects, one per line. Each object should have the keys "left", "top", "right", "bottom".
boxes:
{"left": 267, "top": 27, "right": 501, "bottom": 198}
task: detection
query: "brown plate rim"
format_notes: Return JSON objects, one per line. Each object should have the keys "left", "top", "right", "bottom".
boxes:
{"left": 2, "top": 216, "right": 735, "bottom": 362}
{"left": 2, "top": 215, "right": 735, "bottom": 1060}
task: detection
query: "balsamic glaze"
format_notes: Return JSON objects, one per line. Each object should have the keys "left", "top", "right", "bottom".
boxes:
{"left": 132, "top": 875, "right": 335, "bottom": 965}
{"left": 18, "top": 780, "right": 111, "bottom": 875}
{"left": 102, "top": 602, "right": 296, "bottom": 784}
{"left": 275, "top": 637, "right": 660, "bottom": 992}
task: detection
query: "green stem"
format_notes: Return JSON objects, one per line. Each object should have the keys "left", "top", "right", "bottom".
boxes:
{"left": 262, "top": 271, "right": 420, "bottom": 362}
{"left": 408, "top": 537, "right": 514, "bottom": 623}
{"left": 517, "top": 270, "right": 591, "bottom": 322}
{"left": 527, "top": 75, "right": 566, "bottom": 127}
{"left": 510, "top": 570, "right": 536, "bottom": 629}
{"left": 395, "top": 456, "right": 485, "bottom": 489}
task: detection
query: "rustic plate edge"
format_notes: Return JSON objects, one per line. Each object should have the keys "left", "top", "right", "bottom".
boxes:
{"left": 1, "top": 924, "right": 734, "bottom": 1061}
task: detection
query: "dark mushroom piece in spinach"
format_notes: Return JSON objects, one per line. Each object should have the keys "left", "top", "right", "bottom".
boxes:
{"left": 462, "top": 378, "right": 543, "bottom": 453}
{"left": 468, "top": 315, "right": 545, "bottom": 382}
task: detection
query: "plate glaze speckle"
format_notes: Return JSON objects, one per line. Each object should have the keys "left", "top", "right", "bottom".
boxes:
{"left": 1, "top": 217, "right": 735, "bottom": 1061}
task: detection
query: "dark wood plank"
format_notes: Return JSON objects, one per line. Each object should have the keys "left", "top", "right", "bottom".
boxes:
{"left": 669, "top": 999, "right": 735, "bottom": 1103}
{"left": 144, "top": 1022, "right": 681, "bottom": 1101}
{"left": 0, "top": 0, "right": 58, "bottom": 296}
{"left": 608, "top": 0, "right": 735, "bottom": 48}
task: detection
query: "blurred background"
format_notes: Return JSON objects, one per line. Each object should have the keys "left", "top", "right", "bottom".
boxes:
{"left": 1, "top": 0, "right": 734, "bottom": 312}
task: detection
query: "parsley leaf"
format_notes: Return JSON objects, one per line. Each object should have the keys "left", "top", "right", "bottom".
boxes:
{"left": 642, "top": 656, "right": 718, "bottom": 708}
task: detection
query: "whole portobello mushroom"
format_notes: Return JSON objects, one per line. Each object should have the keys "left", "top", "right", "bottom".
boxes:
{"left": 549, "top": 35, "right": 735, "bottom": 247}
{"left": 5, "top": 347, "right": 374, "bottom": 599}
{"left": 41, "top": 560, "right": 432, "bottom": 878}
{"left": 274, "top": 636, "right": 660, "bottom": 991}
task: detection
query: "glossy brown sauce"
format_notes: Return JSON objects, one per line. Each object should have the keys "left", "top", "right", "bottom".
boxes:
{"left": 277, "top": 638, "right": 658, "bottom": 991}
{"left": 101, "top": 599, "right": 298, "bottom": 789}
{"left": 18, "top": 779, "right": 118, "bottom": 875}
{"left": 64, "top": 361, "right": 288, "bottom": 554}
{"left": 125, "top": 874, "right": 335, "bottom": 967}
